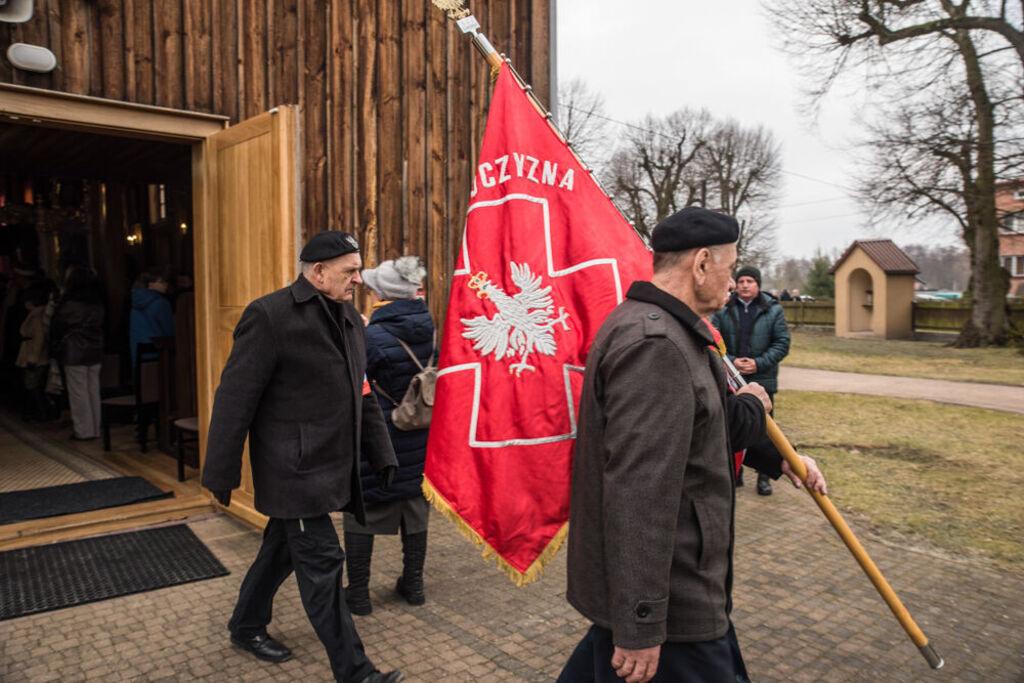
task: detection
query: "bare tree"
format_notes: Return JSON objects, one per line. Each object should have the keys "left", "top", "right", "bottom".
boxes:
{"left": 601, "top": 110, "right": 783, "bottom": 267}
{"left": 557, "top": 78, "right": 610, "bottom": 167}
{"left": 700, "top": 120, "right": 782, "bottom": 267}
{"left": 767, "top": 256, "right": 808, "bottom": 291}
{"left": 903, "top": 244, "right": 971, "bottom": 290}
{"left": 602, "top": 109, "right": 711, "bottom": 240}
{"left": 765, "top": 0, "right": 1024, "bottom": 345}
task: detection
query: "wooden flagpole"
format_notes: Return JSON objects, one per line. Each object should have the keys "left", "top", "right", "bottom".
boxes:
{"left": 720, "top": 355, "right": 943, "bottom": 669}
{"left": 431, "top": 0, "right": 942, "bottom": 669}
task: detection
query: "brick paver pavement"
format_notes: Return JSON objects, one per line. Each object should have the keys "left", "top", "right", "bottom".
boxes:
{"left": 2, "top": 481, "right": 1022, "bottom": 681}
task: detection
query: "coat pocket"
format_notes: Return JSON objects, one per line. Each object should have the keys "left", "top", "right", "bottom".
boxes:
{"left": 252, "top": 421, "right": 301, "bottom": 468}
{"left": 693, "top": 498, "right": 726, "bottom": 572}
{"left": 298, "top": 421, "right": 343, "bottom": 472}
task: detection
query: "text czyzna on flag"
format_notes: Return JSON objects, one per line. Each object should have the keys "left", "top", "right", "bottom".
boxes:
{"left": 423, "top": 63, "right": 652, "bottom": 585}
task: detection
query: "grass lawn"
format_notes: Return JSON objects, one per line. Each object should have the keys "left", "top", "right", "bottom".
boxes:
{"left": 785, "top": 327, "right": 1024, "bottom": 386}
{"left": 776, "top": 390, "right": 1024, "bottom": 574}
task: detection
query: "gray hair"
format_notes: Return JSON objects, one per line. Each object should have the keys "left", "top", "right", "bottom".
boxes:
{"left": 651, "top": 243, "right": 729, "bottom": 274}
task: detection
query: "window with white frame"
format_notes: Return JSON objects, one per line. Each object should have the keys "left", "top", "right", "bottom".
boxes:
{"left": 1002, "top": 214, "right": 1024, "bottom": 233}
{"left": 1002, "top": 255, "right": 1024, "bottom": 276}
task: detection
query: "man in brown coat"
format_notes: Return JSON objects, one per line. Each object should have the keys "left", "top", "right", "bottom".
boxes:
{"left": 559, "top": 208, "right": 826, "bottom": 683}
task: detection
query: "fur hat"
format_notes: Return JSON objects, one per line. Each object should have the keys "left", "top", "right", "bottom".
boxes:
{"left": 362, "top": 256, "right": 426, "bottom": 300}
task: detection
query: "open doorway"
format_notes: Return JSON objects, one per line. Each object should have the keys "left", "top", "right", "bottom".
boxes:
{"left": 1, "top": 85, "right": 301, "bottom": 538}
{"left": 0, "top": 120, "right": 199, "bottom": 488}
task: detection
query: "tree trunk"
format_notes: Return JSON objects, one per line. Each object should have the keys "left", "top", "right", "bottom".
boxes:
{"left": 952, "top": 28, "right": 1008, "bottom": 347}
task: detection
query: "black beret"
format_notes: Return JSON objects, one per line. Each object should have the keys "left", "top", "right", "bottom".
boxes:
{"left": 650, "top": 207, "right": 739, "bottom": 252}
{"left": 299, "top": 230, "right": 360, "bottom": 262}
{"left": 735, "top": 265, "right": 762, "bottom": 287}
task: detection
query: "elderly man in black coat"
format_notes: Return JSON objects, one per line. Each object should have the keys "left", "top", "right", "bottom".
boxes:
{"left": 202, "top": 231, "right": 402, "bottom": 683}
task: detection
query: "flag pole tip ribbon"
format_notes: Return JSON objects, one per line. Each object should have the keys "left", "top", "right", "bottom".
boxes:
{"left": 421, "top": 477, "right": 568, "bottom": 587}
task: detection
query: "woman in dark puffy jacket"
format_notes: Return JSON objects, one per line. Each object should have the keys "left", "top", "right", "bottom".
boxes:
{"left": 343, "top": 256, "right": 434, "bottom": 616}
{"left": 50, "top": 266, "right": 105, "bottom": 440}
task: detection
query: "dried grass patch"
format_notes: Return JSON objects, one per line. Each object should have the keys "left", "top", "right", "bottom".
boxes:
{"left": 786, "top": 328, "right": 1024, "bottom": 386}
{"left": 776, "top": 391, "right": 1024, "bottom": 573}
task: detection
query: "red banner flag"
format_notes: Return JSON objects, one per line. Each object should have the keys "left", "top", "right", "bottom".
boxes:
{"left": 423, "top": 64, "right": 653, "bottom": 584}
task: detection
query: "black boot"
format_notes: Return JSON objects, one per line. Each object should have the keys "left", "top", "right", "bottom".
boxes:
{"left": 756, "top": 472, "right": 773, "bottom": 496}
{"left": 344, "top": 532, "right": 374, "bottom": 615}
{"left": 395, "top": 531, "right": 426, "bottom": 606}
{"left": 735, "top": 466, "right": 745, "bottom": 487}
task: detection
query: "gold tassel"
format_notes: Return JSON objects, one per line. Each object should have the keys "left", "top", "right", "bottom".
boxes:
{"left": 422, "top": 477, "right": 568, "bottom": 586}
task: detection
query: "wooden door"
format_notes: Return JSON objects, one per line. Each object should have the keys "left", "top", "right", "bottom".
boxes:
{"left": 193, "top": 106, "right": 299, "bottom": 525}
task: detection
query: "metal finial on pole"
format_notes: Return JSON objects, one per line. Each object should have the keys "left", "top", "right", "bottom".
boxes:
{"left": 431, "top": 0, "right": 503, "bottom": 71}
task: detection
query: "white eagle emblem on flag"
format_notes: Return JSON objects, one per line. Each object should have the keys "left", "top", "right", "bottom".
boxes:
{"left": 461, "top": 262, "right": 571, "bottom": 376}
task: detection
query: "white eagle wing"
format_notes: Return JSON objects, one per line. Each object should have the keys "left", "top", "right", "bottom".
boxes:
{"left": 461, "top": 314, "right": 512, "bottom": 360}
{"left": 509, "top": 262, "right": 553, "bottom": 312}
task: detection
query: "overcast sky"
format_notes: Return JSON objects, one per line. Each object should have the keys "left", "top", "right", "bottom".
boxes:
{"left": 554, "top": 0, "right": 963, "bottom": 262}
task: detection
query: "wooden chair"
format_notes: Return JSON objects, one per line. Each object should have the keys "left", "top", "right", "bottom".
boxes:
{"left": 99, "top": 353, "right": 124, "bottom": 398}
{"left": 172, "top": 416, "right": 199, "bottom": 482}
{"left": 101, "top": 343, "right": 160, "bottom": 452}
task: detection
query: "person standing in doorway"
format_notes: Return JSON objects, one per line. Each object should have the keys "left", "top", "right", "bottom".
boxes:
{"left": 711, "top": 265, "right": 791, "bottom": 495}
{"left": 129, "top": 268, "right": 174, "bottom": 365}
{"left": 15, "top": 284, "right": 55, "bottom": 421}
{"left": 50, "top": 266, "right": 105, "bottom": 441}
{"left": 344, "top": 256, "right": 434, "bottom": 616}
{"left": 202, "top": 230, "right": 402, "bottom": 683}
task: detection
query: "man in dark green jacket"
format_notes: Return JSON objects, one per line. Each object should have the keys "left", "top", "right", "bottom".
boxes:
{"left": 711, "top": 265, "right": 791, "bottom": 495}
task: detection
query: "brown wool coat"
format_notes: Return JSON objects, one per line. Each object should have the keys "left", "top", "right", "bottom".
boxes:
{"left": 202, "top": 275, "right": 396, "bottom": 521}
{"left": 566, "top": 282, "right": 767, "bottom": 650}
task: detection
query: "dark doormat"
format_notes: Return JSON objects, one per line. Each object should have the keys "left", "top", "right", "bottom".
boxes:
{"left": 0, "top": 476, "right": 173, "bottom": 525}
{"left": 0, "top": 524, "right": 229, "bottom": 620}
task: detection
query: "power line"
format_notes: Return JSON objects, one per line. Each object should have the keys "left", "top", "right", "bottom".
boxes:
{"left": 779, "top": 196, "right": 853, "bottom": 208}
{"left": 563, "top": 103, "right": 860, "bottom": 194}
{"left": 783, "top": 211, "right": 866, "bottom": 226}
{"left": 781, "top": 170, "right": 856, "bottom": 193}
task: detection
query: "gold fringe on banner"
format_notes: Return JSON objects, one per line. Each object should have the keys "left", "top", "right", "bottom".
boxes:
{"left": 422, "top": 477, "right": 568, "bottom": 587}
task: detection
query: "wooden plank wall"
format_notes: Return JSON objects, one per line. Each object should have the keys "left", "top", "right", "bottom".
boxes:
{"left": 0, "top": 0, "right": 553, "bottom": 322}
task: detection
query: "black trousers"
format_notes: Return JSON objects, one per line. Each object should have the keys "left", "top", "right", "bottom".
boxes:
{"left": 228, "top": 515, "right": 374, "bottom": 682}
{"left": 556, "top": 623, "right": 750, "bottom": 683}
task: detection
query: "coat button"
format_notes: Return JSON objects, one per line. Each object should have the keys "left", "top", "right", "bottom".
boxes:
{"left": 648, "top": 313, "right": 660, "bottom": 320}
{"left": 636, "top": 605, "right": 650, "bottom": 618}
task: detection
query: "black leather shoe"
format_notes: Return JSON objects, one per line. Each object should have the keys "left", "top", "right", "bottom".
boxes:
{"left": 756, "top": 474, "right": 773, "bottom": 496}
{"left": 230, "top": 633, "right": 292, "bottom": 663}
{"left": 359, "top": 671, "right": 403, "bottom": 683}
